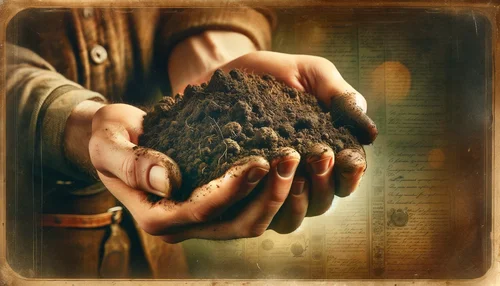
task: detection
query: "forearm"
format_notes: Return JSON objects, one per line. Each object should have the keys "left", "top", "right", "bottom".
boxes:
{"left": 7, "top": 44, "right": 107, "bottom": 180}
{"left": 168, "top": 31, "right": 257, "bottom": 94}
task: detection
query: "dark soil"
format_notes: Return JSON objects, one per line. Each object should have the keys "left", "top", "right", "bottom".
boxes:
{"left": 139, "top": 69, "right": 361, "bottom": 201}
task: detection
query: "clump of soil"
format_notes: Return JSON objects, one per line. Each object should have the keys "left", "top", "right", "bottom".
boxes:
{"left": 139, "top": 69, "right": 361, "bottom": 201}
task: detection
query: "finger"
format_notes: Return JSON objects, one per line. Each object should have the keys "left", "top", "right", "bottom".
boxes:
{"left": 334, "top": 148, "right": 367, "bottom": 197}
{"left": 294, "top": 56, "right": 378, "bottom": 144}
{"left": 269, "top": 178, "right": 309, "bottom": 234}
{"left": 161, "top": 148, "right": 300, "bottom": 242}
{"left": 181, "top": 156, "right": 270, "bottom": 223}
{"left": 305, "top": 143, "right": 335, "bottom": 217}
{"left": 89, "top": 126, "right": 181, "bottom": 197}
{"left": 235, "top": 148, "right": 300, "bottom": 234}
{"left": 330, "top": 92, "right": 378, "bottom": 145}
{"left": 100, "top": 156, "right": 269, "bottom": 236}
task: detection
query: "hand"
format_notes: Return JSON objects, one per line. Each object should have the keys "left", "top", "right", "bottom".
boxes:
{"left": 214, "top": 51, "right": 379, "bottom": 234}
{"left": 84, "top": 103, "right": 303, "bottom": 243}
{"left": 63, "top": 33, "right": 303, "bottom": 243}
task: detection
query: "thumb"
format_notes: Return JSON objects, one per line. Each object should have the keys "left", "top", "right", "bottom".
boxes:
{"left": 89, "top": 126, "right": 182, "bottom": 198}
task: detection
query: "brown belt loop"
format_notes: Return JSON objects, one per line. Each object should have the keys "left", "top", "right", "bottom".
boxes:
{"left": 42, "top": 206, "right": 123, "bottom": 228}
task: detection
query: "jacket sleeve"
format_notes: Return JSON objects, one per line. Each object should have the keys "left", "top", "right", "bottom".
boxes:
{"left": 6, "top": 43, "right": 106, "bottom": 180}
{"left": 157, "top": 7, "right": 275, "bottom": 55}
{"left": 152, "top": 7, "right": 276, "bottom": 95}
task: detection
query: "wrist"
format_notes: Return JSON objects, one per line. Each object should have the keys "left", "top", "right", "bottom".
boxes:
{"left": 168, "top": 31, "right": 257, "bottom": 94}
{"left": 64, "top": 100, "right": 106, "bottom": 174}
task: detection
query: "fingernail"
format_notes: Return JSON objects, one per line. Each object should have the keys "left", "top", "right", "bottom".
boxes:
{"left": 247, "top": 167, "right": 269, "bottom": 184}
{"left": 149, "top": 189, "right": 168, "bottom": 198}
{"left": 291, "top": 180, "right": 305, "bottom": 195}
{"left": 311, "top": 157, "right": 332, "bottom": 175}
{"left": 340, "top": 165, "right": 365, "bottom": 179}
{"left": 277, "top": 159, "right": 299, "bottom": 178}
{"left": 149, "top": 165, "right": 168, "bottom": 196}
{"left": 341, "top": 170, "right": 355, "bottom": 179}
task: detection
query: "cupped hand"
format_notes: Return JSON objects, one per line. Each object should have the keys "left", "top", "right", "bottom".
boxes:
{"left": 88, "top": 103, "right": 302, "bottom": 242}
{"left": 215, "top": 51, "right": 379, "bottom": 234}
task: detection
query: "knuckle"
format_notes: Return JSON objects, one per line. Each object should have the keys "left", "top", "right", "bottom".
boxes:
{"left": 121, "top": 153, "right": 139, "bottom": 189}
{"left": 336, "top": 191, "right": 352, "bottom": 198}
{"left": 320, "top": 56, "right": 335, "bottom": 67}
{"left": 248, "top": 223, "right": 267, "bottom": 238}
{"left": 236, "top": 220, "right": 266, "bottom": 238}
{"left": 213, "top": 181, "right": 242, "bottom": 204}
{"left": 269, "top": 192, "right": 288, "bottom": 207}
{"left": 161, "top": 235, "right": 182, "bottom": 244}
{"left": 317, "top": 204, "right": 332, "bottom": 215}
{"left": 92, "top": 104, "right": 112, "bottom": 124}
{"left": 189, "top": 205, "right": 211, "bottom": 223}
{"left": 291, "top": 202, "right": 307, "bottom": 217}
{"left": 326, "top": 60, "right": 341, "bottom": 75}
{"left": 226, "top": 223, "right": 241, "bottom": 238}
{"left": 309, "top": 203, "right": 332, "bottom": 217}
{"left": 314, "top": 56, "right": 341, "bottom": 77}
{"left": 274, "top": 223, "right": 299, "bottom": 235}
{"left": 307, "top": 209, "right": 321, "bottom": 217}
{"left": 308, "top": 192, "right": 334, "bottom": 216}
{"left": 317, "top": 196, "right": 334, "bottom": 215}
{"left": 92, "top": 107, "right": 105, "bottom": 123}
{"left": 136, "top": 217, "right": 163, "bottom": 236}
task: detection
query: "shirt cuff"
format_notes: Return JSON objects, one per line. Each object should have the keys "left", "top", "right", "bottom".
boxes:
{"left": 39, "top": 85, "right": 106, "bottom": 180}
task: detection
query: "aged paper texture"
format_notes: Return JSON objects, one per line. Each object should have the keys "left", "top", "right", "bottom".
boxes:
{"left": 182, "top": 10, "right": 491, "bottom": 279}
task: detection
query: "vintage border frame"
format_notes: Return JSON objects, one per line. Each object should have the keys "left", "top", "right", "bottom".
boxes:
{"left": 0, "top": 0, "right": 498, "bottom": 285}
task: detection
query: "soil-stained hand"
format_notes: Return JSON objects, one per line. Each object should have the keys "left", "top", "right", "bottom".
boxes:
{"left": 89, "top": 104, "right": 302, "bottom": 242}
{"left": 220, "top": 51, "right": 378, "bottom": 233}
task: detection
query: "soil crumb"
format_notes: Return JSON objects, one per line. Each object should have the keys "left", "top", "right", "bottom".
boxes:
{"left": 139, "top": 69, "right": 360, "bottom": 201}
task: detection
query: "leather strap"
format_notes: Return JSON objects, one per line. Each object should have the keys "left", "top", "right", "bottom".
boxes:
{"left": 42, "top": 207, "right": 122, "bottom": 228}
